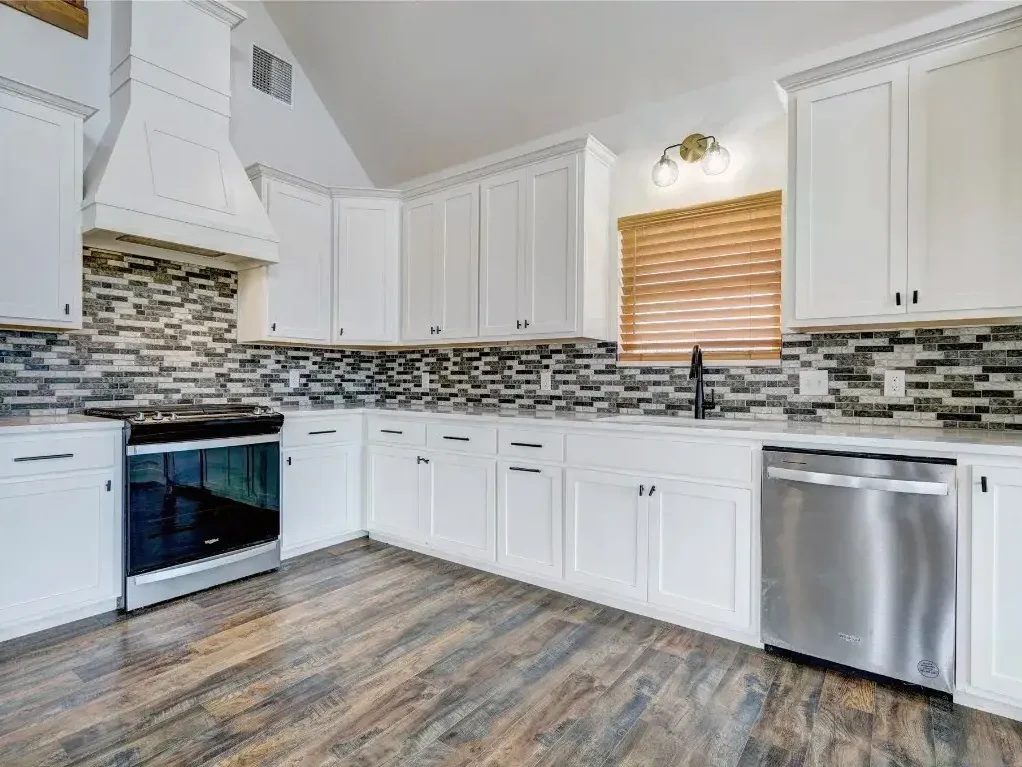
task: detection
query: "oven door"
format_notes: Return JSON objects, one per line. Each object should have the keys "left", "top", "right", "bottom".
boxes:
{"left": 126, "top": 435, "right": 280, "bottom": 576}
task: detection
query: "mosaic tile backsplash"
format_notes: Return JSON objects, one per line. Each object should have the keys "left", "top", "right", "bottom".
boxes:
{"left": 2, "top": 251, "right": 1022, "bottom": 429}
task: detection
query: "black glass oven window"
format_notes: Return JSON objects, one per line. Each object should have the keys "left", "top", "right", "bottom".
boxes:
{"left": 127, "top": 442, "right": 280, "bottom": 575}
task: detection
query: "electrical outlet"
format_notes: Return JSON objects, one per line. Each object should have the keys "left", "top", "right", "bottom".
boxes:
{"left": 421, "top": 372, "right": 430, "bottom": 389}
{"left": 884, "top": 370, "right": 906, "bottom": 397}
{"left": 799, "top": 369, "right": 828, "bottom": 396}
{"left": 540, "top": 370, "right": 552, "bottom": 391}
{"left": 288, "top": 369, "right": 301, "bottom": 389}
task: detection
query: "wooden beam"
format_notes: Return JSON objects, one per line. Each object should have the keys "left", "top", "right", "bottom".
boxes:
{"left": 0, "top": 0, "right": 88, "bottom": 39}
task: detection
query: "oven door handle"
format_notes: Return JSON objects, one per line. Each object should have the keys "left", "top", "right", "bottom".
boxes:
{"left": 127, "top": 434, "right": 280, "bottom": 455}
{"left": 131, "top": 541, "right": 280, "bottom": 585}
{"left": 766, "top": 466, "right": 949, "bottom": 496}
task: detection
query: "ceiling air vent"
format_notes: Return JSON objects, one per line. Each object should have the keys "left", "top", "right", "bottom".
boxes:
{"left": 252, "top": 45, "right": 293, "bottom": 106}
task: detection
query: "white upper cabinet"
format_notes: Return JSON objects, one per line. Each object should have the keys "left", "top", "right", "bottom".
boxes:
{"left": 0, "top": 81, "right": 92, "bottom": 331}
{"left": 335, "top": 195, "right": 401, "bottom": 344}
{"left": 480, "top": 168, "right": 527, "bottom": 337}
{"left": 783, "top": 12, "right": 1022, "bottom": 329}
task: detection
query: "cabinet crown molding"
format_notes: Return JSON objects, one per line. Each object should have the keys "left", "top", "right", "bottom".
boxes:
{"left": 184, "top": 0, "right": 246, "bottom": 29}
{"left": 0, "top": 75, "right": 96, "bottom": 119}
{"left": 777, "top": 5, "right": 1022, "bottom": 92}
{"left": 245, "top": 163, "right": 402, "bottom": 200}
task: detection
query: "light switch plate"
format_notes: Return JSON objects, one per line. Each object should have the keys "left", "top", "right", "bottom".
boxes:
{"left": 288, "top": 369, "right": 301, "bottom": 389}
{"left": 799, "top": 369, "right": 829, "bottom": 396}
{"left": 540, "top": 370, "right": 552, "bottom": 391}
{"left": 884, "top": 370, "right": 906, "bottom": 397}
{"left": 421, "top": 372, "right": 430, "bottom": 389}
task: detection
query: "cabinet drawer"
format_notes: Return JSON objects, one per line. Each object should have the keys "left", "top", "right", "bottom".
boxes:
{"left": 0, "top": 434, "right": 116, "bottom": 479}
{"left": 426, "top": 423, "right": 497, "bottom": 454}
{"left": 283, "top": 415, "right": 361, "bottom": 448}
{"left": 367, "top": 416, "right": 426, "bottom": 446}
{"left": 499, "top": 429, "right": 565, "bottom": 463}
{"left": 565, "top": 433, "right": 752, "bottom": 485}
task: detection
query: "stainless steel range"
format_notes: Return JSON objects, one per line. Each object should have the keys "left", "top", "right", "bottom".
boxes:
{"left": 85, "top": 404, "right": 284, "bottom": 610}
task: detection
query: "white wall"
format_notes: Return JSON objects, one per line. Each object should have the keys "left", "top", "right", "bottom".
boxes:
{"left": 0, "top": 0, "right": 371, "bottom": 188}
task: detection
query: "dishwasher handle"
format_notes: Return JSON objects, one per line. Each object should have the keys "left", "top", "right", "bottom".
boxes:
{"left": 766, "top": 466, "right": 949, "bottom": 496}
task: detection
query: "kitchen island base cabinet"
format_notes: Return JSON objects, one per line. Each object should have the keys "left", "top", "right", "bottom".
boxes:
{"left": 281, "top": 443, "right": 360, "bottom": 560}
{"left": 497, "top": 462, "right": 563, "bottom": 580}
{"left": 647, "top": 480, "right": 753, "bottom": 631}
{"left": 424, "top": 455, "right": 496, "bottom": 564}
{"left": 367, "top": 446, "right": 424, "bottom": 543}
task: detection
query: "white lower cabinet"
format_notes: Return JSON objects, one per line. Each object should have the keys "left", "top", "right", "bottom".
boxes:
{"left": 282, "top": 443, "right": 360, "bottom": 558}
{"left": 0, "top": 471, "right": 118, "bottom": 636}
{"left": 424, "top": 454, "right": 496, "bottom": 563}
{"left": 367, "top": 446, "right": 425, "bottom": 542}
{"left": 565, "top": 469, "right": 648, "bottom": 600}
{"left": 497, "top": 462, "right": 563, "bottom": 580}
{"left": 967, "top": 466, "right": 1022, "bottom": 705}
{"left": 647, "top": 479, "right": 753, "bottom": 630}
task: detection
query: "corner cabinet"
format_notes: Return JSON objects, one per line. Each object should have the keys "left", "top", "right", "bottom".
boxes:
{"left": 0, "top": 79, "right": 94, "bottom": 331}
{"left": 783, "top": 14, "right": 1022, "bottom": 329}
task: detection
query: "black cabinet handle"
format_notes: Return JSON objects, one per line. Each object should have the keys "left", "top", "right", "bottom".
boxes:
{"left": 13, "top": 453, "right": 74, "bottom": 463}
{"left": 64, "top": 303, "right": 70, "bottom": 315}
{"left": 639, "top": 484, "right": 645, "bottom": 497}
{"left": 106, "top": 480, "right": 112, "bottom": 491}
{"left": 271, "top": 322, "right": 276, "bottom": 332}
{"left": 912, "top": 290, "right": 919, "bottom": 304}
{"left": 443, "top": 436, "right": 470, "bottom": 442}
{"left": 287, "top": 456, "right": 292, "bottom": 466}
{"left": 308, "top": 429, "right": 337, "bottom": 435}
{"left": 649, "top": 485, "right": 656, "bottom": 497}
{"left": 339, "top": 328, "right": 344, "bottom": 336}
{"left": 523, "top": 319, "right": 530, "bottom": 329}
{"left": 517, "top": 320, "right": 522, "bottom": 330}
{"left": 895, "top": 292, "right": 901, "bottom": 306}
{"left": 509, "top": 466, "right": 541, "bottom": 473}
{"left": 417, "top": 456, "right": 430, "bottom": 465}
{"left": 380, "top": 429, "right": 403, "bottom": 435}
{"left": 981, "top": 476, "right": 988, "bottom": 493}
{"left": 510, "top": 441, "right": 543, "bottom": 449}
{"left": 430, "top": 326, "right": 436, "bottom": 335}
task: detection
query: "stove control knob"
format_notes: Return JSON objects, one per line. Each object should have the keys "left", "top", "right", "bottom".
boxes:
{"left": 132, "top": 412, "right": 146, "bottom": 423}
{"left": 167, "top": 413, "right": 177, "bottom": 422}
{"left": 151, "top": 412, "right": 164, "bottom": 422}
{"left": 253, "top": 406, "right": 266, "bottom": 415}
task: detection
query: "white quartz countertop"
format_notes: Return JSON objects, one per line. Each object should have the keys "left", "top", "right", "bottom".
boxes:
{"left": 0, "top": 414, "right": 124, "bottom": 435}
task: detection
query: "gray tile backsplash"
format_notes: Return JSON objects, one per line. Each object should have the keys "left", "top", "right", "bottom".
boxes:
{"left": 2, "top": 251, "right": 1022, "bottom": 429}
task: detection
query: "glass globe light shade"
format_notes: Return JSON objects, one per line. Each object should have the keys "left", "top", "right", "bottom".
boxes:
{"left": 651, "top": 154, "right": 679, "bottom": 187}
{"left": 701, "top": 141, "right": 731, "bottom": 176}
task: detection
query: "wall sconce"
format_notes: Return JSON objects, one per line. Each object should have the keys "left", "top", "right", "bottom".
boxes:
{"left": 651, "top": 133, "right": 731, "bottom": 187}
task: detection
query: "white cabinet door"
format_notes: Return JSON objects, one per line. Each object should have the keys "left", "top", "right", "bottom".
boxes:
{"left": 424, "top": 453, "right": 496, "bottom": 563}
{"left": 367, "top": 446, "right": 424, "bottom": 542}
{"left": 907, "top": 29, "right": 1022, "bottom": 314}
{"left": 0, "top": 90, "right": 82, "bottom": 328}
{"left": 497, "top": 462, "right": 563, "bottom": 580}
{"left": 793, "top": 64, "right": 909, "bottom": 321}
{"left": 264, "top": 180, "right": 333, "bottom": 342}
{"left": 335, "top": 197, "right": 400, "bottom": 343}
{"left": 281, "top": 443, "right": 359, "bottom": 557}
{"left": 479, "top": 169, "right": 526, "bottom": 337}
{"left": 523, "top": 155, "right": 578, "bottom": 335}
{"left": 647, "top": 480, "right": 753, "bottom": 629}
{"left": 565, "top": 469, "right": 647, "bottom": 600}
{"left": 0, "top": 472, "right": 117, "bottom": 628}
{"left": 402, "top": 196, "right": 439, "bottom": 342}
{"left": 435, "top": 183, "right": 480, "bottom": 341}
{"left": 969, "top": 466, "right": 1022, "bottom": 704}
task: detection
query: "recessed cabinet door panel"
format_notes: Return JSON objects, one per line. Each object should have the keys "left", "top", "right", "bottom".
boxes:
{"left": 425, "top": 454, "right": 496, "bottom": 563}
{"left": 335, "top": 198, "right": 399, "bottom": 343}
{"left": 367, "top": 446, "right": 423, "bottom": 542}
{"left": 402, "top": 197, "right": 437, "bottom": 342}
{"left": 497, "top": 462, "right": 563, "bottom": 580}
{"left": 908, "top": 31, "right": 1022, "bottom": 314}
{"left": 794, "top": 64, "right": 908, "bottom": 320}
{"left": 480, "top": 170, "right": 526, "bottom": 337}
{"left": 436, "top": 184, "right": 480, "bottom": 340}
{"left": 565, "top": 469, "right": 647, "bottom": 600}
{"left": 282, "top": 444, "right": 354, "bottom": 556}
{"left": 647, "top": 480, "right": 752, "bottom": 629}
{"left": 524, "top": 156, "right": 578, "bottom": 334}
{"left": 265, "top": 181, "right": 333, "bottom": 342}
{"left": 970, "top": 466, "right": 1022, "bottom": 703}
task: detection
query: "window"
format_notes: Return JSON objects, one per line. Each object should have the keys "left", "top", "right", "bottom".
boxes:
{"left": 618, "top": 190, "right": 782, "bottom": 364}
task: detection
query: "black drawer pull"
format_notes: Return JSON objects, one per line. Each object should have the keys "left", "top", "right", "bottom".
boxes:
{"left": 308, "top": 429, "right": 337, "bottom": 435}
{"left": 13, "top": 453, "right": 74, "bottom": 463}
{"left": 417, "top": 456, "right": 430, "bottom": 465}
{"left": 510, "top": 441, "right": 543, "bottom": 449}
{"left": 509, "top": 466, "right": 541, "bottom": 473}
{"left": 981, "top": 476, "right": 988, "bottom": 493}
{"left": 443, "top": 436, "right": 470, "bottom": 442}
{"left": 380, "top": 429, "right": 404, "bottom": 435}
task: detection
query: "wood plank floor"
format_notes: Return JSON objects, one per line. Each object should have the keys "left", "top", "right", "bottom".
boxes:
{"left": 1, "top": 539, "right": 1020, "bottom": 766}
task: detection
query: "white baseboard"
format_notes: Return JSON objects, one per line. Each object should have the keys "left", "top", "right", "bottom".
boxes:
{"left": 955, "top": 688, "right": 1022, "bottom": 723}
{"left": 282, "top": 530, "right": 368, "bottom": 560}
{"left": 369, "top": 531, "right": 761, "bottom": 649}
{"left": 0, "top": 597, "right": 119, "bottom": 644}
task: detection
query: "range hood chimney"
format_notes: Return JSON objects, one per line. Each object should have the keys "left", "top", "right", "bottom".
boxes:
{"left": 82, "top": 0, "right": 278, "bottom": 269}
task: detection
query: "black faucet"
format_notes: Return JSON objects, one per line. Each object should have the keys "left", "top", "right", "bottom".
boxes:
{"left": 688, "top": 344, "right": 716, "bottom": 419}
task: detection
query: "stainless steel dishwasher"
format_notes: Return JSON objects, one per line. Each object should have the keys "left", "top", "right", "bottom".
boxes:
{"left": 761, "top": 447, "right": 957, "bottom": 693}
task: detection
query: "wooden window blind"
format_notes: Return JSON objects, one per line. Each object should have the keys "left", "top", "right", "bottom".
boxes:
{"left": 618, "top": 190, "right": 782, "bottom": 364}
{"left": 0, "top": 0, "right": 88, "bottom": 39}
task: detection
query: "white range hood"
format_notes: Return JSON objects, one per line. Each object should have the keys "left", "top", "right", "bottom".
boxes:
{"left": 83, "top": 0, "right": 278, "bottom": 269}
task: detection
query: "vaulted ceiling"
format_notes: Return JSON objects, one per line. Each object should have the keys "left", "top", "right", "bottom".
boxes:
{"left": 265, "top": 1, "right": 953, "bottom": 187}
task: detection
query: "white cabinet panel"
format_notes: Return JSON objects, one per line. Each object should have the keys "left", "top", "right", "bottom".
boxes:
{"left": 524, "top": 155, "right": 578, "bottom": 334}
{"left": 424, "top": 453, "right": 495, "bottom": 563}
{"left": 367, "top": 446, "right": 424, "bottom": 542}
{"left": 793, "top": 64, "right": 909, "bottom": 321}
{"left": 480, "top": 169, "right": 526, "bottom": 337}
{"left": 282, "top": 443, "right": 359, "bottom": 557}
{"left": 0, "top": 472, "right": 117, "bottom": 628}
{"left": 0, "top": 88, "right": 84, "bottom": 329}
{"left": 969, "top": 466, "right": 1022, "bottom": 704}
{"left": 402, "top": 197, "right": 437, "bottom": 342}
{"left": 497, "top": 462, "right": 563, "bottom": 580}
{"left": 647, "top": 480, "right": 752, "bottom": 629}
{"left": 565, "top": 469, "right": 647, "bottom": 600}
{"left": 436, "top": 184, "right": 480, "bottom": 340}
{"left": 264, "top": 180, "right": 333, "bottom": 342}
{"left": 908, "top": 30, "right": 1022, "bottom": 314}
{"left": 335, "top": 197, "right": 400, "bottom": 343}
